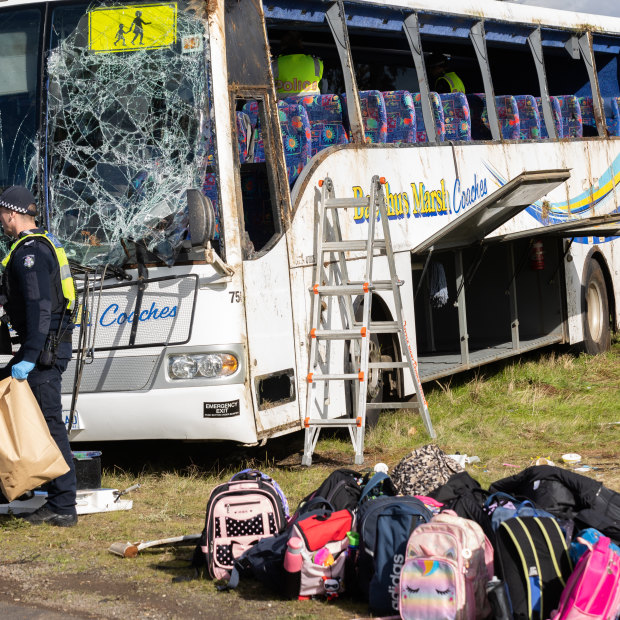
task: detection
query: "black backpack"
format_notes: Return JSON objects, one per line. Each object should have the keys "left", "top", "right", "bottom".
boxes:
{"left": 495, "top": 516, "right": 572, "bottom": 620}
{"left": 295, "top": 468, "right": 364, "bottom": 515}
{"left": 429, "top": 471, "right": 495, "bottom": 546}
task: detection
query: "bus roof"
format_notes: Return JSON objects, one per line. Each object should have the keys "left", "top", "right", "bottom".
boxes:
{"left": 360, "top": 0, "right": 620, "bottom": 35}
{"left": 4, "top": 0, "right": 620, "bottom": 35}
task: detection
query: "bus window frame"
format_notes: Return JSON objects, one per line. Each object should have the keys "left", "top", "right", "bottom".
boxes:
{"left": 577, "top": 31, "right": 606, "bottom": 137}
{"left": 528, "top": 27, "right": 557, "bottom": 140}
{"left": 325, "top": 1, "right": 365, "bottom": 144}
{"left": 403, "top": 12, "right": 436, "bottom": 143}
{"left": 231, "top": 87, "right": 292, "bottom": 259}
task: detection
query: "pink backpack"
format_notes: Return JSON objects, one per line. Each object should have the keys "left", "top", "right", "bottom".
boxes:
{"left": 551, "top": 535, "right": 620, "bottom": 620}
{"left": 193, "top": 474, "right": 288, "bottom": 579}
{"left": 400, "top": 510, "right": 494, "bottom": 620}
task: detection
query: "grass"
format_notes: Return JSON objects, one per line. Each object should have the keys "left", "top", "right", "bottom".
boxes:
{"left": 1, "top": 341, "right": 620, "bottom": 618}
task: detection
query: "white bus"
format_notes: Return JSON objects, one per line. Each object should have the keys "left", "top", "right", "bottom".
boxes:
{"left": 1, "top": 0, "right": 619, "bottom": 445}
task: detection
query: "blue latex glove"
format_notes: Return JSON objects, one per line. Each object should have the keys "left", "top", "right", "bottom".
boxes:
{"left": 12, "top": 361, "right": 35, "bottom": 380}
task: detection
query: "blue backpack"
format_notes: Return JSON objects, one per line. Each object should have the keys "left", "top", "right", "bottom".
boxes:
{"left": 485, "top": 491, "right": 559, "bottom": 531}
{"left": 570, "top": 527, "right": 620, "bottom": 564}
{"left": 355, "top": 496, "right": 432, "bottom": 616}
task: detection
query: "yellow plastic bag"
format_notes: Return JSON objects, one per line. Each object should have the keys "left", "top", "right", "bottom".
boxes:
{"left": 0, "top": 377, "right": 69, "bottom": 501}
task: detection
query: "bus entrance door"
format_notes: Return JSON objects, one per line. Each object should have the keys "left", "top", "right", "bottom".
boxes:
{"left": 242, "top": 236, "right": 300, "bottom": 438}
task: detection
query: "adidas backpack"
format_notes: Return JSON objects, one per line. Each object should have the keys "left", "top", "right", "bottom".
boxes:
{"left": 356, "top": 495, "right": 432, "bottom": 616}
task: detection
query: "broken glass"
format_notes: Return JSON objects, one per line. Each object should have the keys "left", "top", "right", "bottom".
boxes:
{"left": 47, "top": 1, "right": 213, "bottom": 267}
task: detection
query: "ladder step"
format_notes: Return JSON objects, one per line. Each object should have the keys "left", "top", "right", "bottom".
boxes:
{"left": 368, "top": 361, "right": 410, "bottom": 369}
{"left": 353, "top": 320, "right": 400, "bottom": 334}
{"left": 324, "top": 197, "right": 369, "bottom": 209}
{"left": 312, "top": 281, "right": 399, "bottom": 295}
{"left": 312, "top": 284, "right": 372, "bottom": 295}
{"left": 348, "top": 279, "right": 403, "bottom": 290}
{"left": 304, "top": 418, "right": 362, "bottom": 427}
{"left": 322, "top": 240, "right": 386, "bottom": 252}
{"left": 366, "top": 401, "right": 422, "bottom": 410}
{"left": 313, "top": 329, "right": 366, "bottom": 340}
{"left": 308, "top": 373, "right": 364, "bottom": 382}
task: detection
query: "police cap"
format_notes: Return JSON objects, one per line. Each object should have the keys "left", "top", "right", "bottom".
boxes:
{"left": 0, "top": 186, "right": 37, "bottom": 216}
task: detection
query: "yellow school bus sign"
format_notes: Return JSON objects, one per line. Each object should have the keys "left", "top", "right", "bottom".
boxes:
{"left": 88, "top": 3, "right": 177, "bottom": 53}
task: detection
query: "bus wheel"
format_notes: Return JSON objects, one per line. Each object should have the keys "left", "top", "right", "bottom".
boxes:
{"left": 365, "top": 333, "right": 385, "bottom": 428}
{"left": 582, "top": 259, "right": 611, "bottom": 355}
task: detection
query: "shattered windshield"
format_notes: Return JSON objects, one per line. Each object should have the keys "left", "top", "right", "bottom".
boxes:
{"left": 48, "top": 1, "right": 212, "bottom": 267}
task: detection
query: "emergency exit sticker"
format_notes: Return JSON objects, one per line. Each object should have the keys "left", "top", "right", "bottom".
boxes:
{"left": 203, "top": 400, "right": 240, "bottom": 418}
{"left": 88, "top": 3, "right": 177, "bottom": 53}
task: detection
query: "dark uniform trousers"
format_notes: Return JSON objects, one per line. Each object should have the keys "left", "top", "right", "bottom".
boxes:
{"left": 0, "top": 340, "right": 76, "bottom": 515}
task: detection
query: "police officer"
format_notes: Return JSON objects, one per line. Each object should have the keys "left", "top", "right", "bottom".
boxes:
{"left": 428, "top": 54, "right": 465, "bottom": 94}
{"left": 273, "top": 32, "right": 323, "bottom": 98}
{"left": 0, "top": 185, "right": 77, "bottom": 527}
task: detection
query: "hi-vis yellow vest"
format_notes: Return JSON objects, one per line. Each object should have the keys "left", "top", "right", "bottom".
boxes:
{"left": 274, "top": 54, "right": 323, "bottom": 96}
{"left": 2, "top": 231, "right": 76, "bottom": 311}
{"left": 435, "top": 71, "right": 465, "bottom": 94}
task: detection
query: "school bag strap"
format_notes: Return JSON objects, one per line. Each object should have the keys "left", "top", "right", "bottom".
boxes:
{"left": 299, "top": 496, "right": 335, "bottom": 514}
{"left": 230, "top": 468, "right": 290, "bottom": 517}
{"left": 484, "top": 491, "right": 521, "bottom": 509}
{"left": 358, "top": 472, "right": 392, "bottom": 505}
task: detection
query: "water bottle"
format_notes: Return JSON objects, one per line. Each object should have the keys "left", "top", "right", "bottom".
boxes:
{"left": 347, "top": 531, "right": 359, "bottom": 559}
{"left": 345, "top": 531, "right": 359, "bottom": 593}
{"left": 486, "top": 576, "right": 513, "bottom": 620}
{"left": 283, "top": 536, "right": 303, "bottom": 599}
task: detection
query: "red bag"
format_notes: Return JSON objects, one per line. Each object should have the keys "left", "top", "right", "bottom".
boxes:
{"left": 290, "top": 508, "right": 354, "bottom": 598}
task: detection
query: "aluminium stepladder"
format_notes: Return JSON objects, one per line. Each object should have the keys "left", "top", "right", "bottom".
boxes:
{"left": 302, "top": 174, "right": 435, "bottom": 466}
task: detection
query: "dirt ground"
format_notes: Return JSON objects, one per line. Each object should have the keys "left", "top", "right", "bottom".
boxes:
{"left": 3, "top": 455, "right": 620, "bottom": 619}
{"left": 0, "top": 436, "right": 368, "bottom": 620}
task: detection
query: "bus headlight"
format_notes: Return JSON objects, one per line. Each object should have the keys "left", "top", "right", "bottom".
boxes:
{"left": 168, "top": 353, "right": 238, "bottom": 380}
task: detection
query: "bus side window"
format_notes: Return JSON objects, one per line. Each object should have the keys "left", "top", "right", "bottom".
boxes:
{"left": 541, "top": 30, "right": 597, "bottom": 138}
{"left": 265, "top": 15, "right": 348, "bottom": 170}
{"left": 593, "top": 33, "right": 620, "bottom": 137}
{"left": 235, "top": 98, "right": 281, "bottom": 259}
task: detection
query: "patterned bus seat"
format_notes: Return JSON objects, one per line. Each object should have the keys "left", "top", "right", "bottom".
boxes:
{"left": 536, "top": 96, "right": 563, "bottom": 139}
{"left": 241, "top": 101, "right": 312, "bottom": 183}
{"left": 578, "top": 96, "right": 598, "bottom": 136}
{"left": 467, "top": 93, "right": 520, "bottom": 140}
{"left": 556, "top": 95, "right": 582, "bottom": 138}
{"left": 236, "top": 111, "right": 252, "bottom": 163}
{"left": 381, "top": 90, "right": 416, "bottom": 144}
{"left": 285, "top": 94, "right": 349, "bottom": 156}
{"left": 278, "top": 101, "right": 312, "bottom": 183}
{"left": 342, "top": 90, "right": 387, "bottom": 144}
{"left": 412, "top": 91, "right": 445, "bottom": 142}
{"left": 606, "top": 97, "right": 620, "bottom": 137}
{"left": 514, "top": 95, "right": 540, "bottom": 140}
{"left": 439, "top": 92, "right": 471, "bottom": 141}
{"left": 203, "top": 172, "right": 221, "bottom": 241}
{"left": 241, "top": 101, "right": 264, "bottom": 161}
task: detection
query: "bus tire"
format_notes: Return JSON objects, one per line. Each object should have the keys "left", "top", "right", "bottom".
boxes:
{"left": 582, "top": 259, "right": 611, "bottom": 355}
{"left": 365, "top": 332, "right": 385, "bottom": 428}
